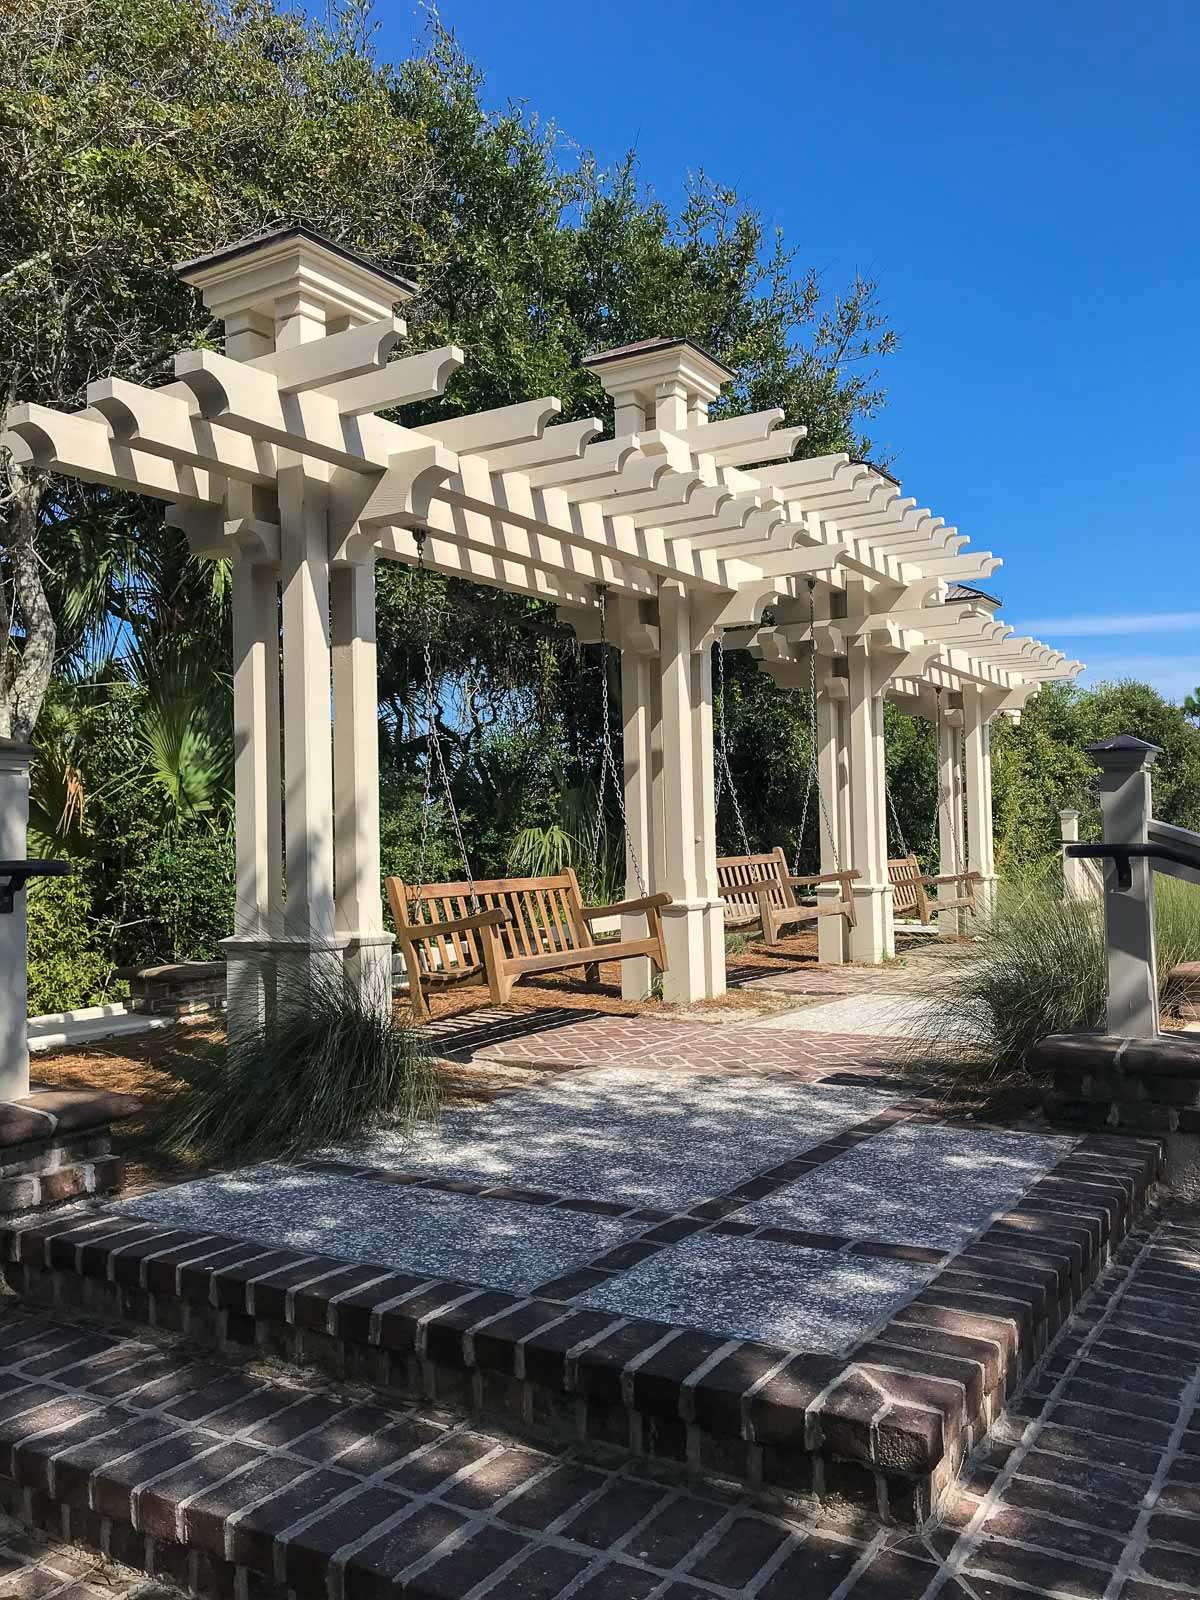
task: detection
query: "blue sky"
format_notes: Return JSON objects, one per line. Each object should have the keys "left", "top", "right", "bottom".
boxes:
{"left": 336, "top": 1, "right": 1198, "bottom": 700}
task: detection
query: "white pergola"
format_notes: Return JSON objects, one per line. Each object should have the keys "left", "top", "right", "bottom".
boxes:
{"left": 3, "top": 228, "right": 1081, "bottom": 1024}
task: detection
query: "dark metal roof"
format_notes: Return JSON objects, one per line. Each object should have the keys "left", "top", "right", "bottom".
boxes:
{"left": 851, "top": 458, "right": 901, "bottom": 487}
{"left": 946, "top": 582, "right": 1003, "bottom": 608}
{"left": 583, "top": 336, "right": 735, "bottom": 381}
{"left": 176, "top": 225, "right": 419, "bottom": 296}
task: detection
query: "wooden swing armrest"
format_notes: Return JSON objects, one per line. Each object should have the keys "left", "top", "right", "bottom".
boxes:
{"left": 400, "top": 908, "right": 510, "bottom": 939}
{"left": 922, "top": 872, "right": 982, "bottom": 887}
{"left": 581, "top": 893, "right": 672, "bottom": 920}
{"left": 783, "top": 869, "right": 862, "bottom": 888}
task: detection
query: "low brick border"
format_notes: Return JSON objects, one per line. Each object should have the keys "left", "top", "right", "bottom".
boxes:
{"left": 1037, "top": 1031, "right": 1200, "bottom": 1135}
{"left": 0, "top": 1091, "right": 137, "bottom": 1218}
{"left": 0, "top": 1133, "right": 1160, "bottom": 1527}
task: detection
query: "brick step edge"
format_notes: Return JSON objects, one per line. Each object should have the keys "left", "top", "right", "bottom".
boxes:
{"left": 0, "top": 1157, "right": 124, "bottom": 1218}
{"left": 0, "top": 1133, "right": 1161, "bottom": 1528}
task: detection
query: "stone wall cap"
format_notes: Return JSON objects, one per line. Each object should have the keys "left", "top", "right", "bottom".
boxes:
{"left": 0, "top": 1088, "right": 141, "bottom": 1148}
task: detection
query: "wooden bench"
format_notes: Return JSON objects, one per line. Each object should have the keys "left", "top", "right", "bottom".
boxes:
{"left": 716, "top": 848, "right": 859, "bottom": 947}
{"left": 385, "top": 870, "right": 671, "bottom": 1020}
{"left": 888, "top": 854, "right": 981, "bottom": 925}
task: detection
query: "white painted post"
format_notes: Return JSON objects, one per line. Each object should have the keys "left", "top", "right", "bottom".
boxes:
{"left": 616, "top": 637, "right": 660, "bottom": 1001}
{"left": 225, "top": 559, "right": 283, "bottom": 1028}
{"left": 0, "top": 742, "right": 34, "bottom": 1100}
{"left": 657, "top": 581, "right": 708, "bottom": 1001}
{"left": 936, "top": 706, "right": 964, "bottom": 937}
{"left": 1089, "top": 735, "right": 1161, "bottom": 1039}
{"left": 277, "top": 462, "right": 341, "bottom": 996}
{"left": 816, "top": 675, "right": 851, "bottom": 964}
{"left": 1060, "top": 809, "right": 1084, "bottom": 899}
{"left": 690, "top": 625, "right": 726, "bottom": 998}
{"left": 963, "top": 687, "right": 998, "bottom": 920}
{"left": 845, "top": 632, "right": 894, "bottom": 963}
{"left": 332, "top": 556, "right": 393, "bottom": 1015}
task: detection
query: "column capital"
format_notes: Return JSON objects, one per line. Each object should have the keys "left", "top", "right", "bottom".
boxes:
{"left": 1086, "top": 733, "right": 1161, "bottom": 774}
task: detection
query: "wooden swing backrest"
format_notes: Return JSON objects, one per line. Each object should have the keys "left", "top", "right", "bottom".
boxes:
{"left": 716, "top": 847, "right": 798, "bottom": 926}
{"left": 388, "top": 872, "right": 593, "bottom": 976}
{"left": 887, "top": 855, "right": 930, "bottom": 921}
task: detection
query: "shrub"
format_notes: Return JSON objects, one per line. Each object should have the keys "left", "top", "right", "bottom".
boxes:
{"left": 159, "top": 963, "right": 439, "bottom": 1163}
{"left": 110, "top": 826, "right": 235, "bottom": 968}
{"left": 912, "top": 871, "right": 1200, "bottom": 1076}
{"left": 25, "top": 874, "right": 111, "bottom": 1014}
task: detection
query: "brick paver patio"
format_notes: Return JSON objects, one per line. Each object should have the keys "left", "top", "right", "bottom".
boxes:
{"left": 0, "top": 1203, "right": 1195, "bottom": 1598}
{"left": 421, "top": 1008, "right": 934, "bottom": 1077}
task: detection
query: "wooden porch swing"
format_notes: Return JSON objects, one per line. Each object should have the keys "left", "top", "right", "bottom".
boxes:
{"left": 713, "top": 597, "right": 859, "bottom": 946}
{"left": 386, "top": 561, "right": 669, "bottom": 1019}
{"left": 886, "top": 690, "right": 981, "bottom": 925}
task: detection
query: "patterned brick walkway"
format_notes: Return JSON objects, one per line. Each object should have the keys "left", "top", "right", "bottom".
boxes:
{"left": 0, "top": 1203, "right": 1197, "bottom": 1598}
{"left": 422, "top": 1008, "right": 925, "bottom": 1077}
{"left": 0, "top": 1514, "right": 147, "bottom": 1600}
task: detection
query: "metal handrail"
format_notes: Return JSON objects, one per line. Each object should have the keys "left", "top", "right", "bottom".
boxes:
{"left": 1067, "top": 839, "right": 1200, "bottom": 892}
{"left": 0, "top": 860, "right": 71, "bottom": 915}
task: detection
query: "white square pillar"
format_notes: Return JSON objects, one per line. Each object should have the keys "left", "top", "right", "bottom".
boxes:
{"left": 277, "top": 463, "right": 341, "bottom": 991}
{"left": 224, "top": 559, "right": 283, "bottom": 1026}
{"left": 0, "top": 742, "right": 34, "bottom": 1100}
{"left": 816, "top": 680, "right": 852, "bottom": 964}
{"left": 1089, "top": 736, "right": 1161, "bottom": 1038}
{"left": 332, "top": 557, "right": 393, "bottom": 1015}
{"left": 936, "top": 707, "right": 966, "bottom": 936}
{"left": 615, "top": 602, "right": 661, "bottom": 1001}
{"left": 690, "top": 628, "right": 726, "bottom": 998}
{"left": 657, "top": 582, "right": 704, "bottom": 1000}
{"left": 845, "top": 637, "right": 894, "bottom": 963}
{"left": 963, "top": 688, "right": 998, "bottom": 920}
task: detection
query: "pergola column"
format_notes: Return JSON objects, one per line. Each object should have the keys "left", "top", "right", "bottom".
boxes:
{"left": 845, "top": 631, "right": 894, "bottom": 962}
{"left": 936, "top": 700, "right": 967, "bottom": 935}
{"left": 614, "top": 601, "right": 662, "bottom": 1001}
{"left": 690, "top": 617, "right": 726, "bottom": 998}
{"left": 656, "top": 581, "right": 724, "bottom": 1002}
{"left": 277, "top": 462, "right": 341, "bottom": 989}
{"left": 815, "top": 671, "right": 852, "bottom": 964}
{"left": 332, "top": 555, "right": 393, "bottom": 1013}
{"left": 225, "top": 558, "right": 283, "bottom": 1025}
{"left": 963, "top": 686, "right": 998, "bottom": 918}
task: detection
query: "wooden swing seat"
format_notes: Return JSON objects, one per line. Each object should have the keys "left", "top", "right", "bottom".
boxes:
{"left": 888, "top": 854, "right": 981, "bottom": 925}
{"left": 386, "top": 870, "right": 671, "bottom": 1020}
{"left": 716, "top": 847, "right": 860, "bottom": 947}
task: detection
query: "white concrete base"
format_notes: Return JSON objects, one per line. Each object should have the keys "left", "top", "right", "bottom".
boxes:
{"left": 973, "top": 873, "right": 999, "bottom": 923}
{"left": 847, "top": 881, "right": 895, "bottom": 964}
{"left": 28, "top": 1004, "right": 173, "bottom": 1053}
{"left": 343, "top": 934, "right": 397, "bottom": 1020}
{"left": 660, "top": 898, "right": 719, "bottom": 1004}
{"left": 817, "top": 888, "right": 850, "bottom": 964}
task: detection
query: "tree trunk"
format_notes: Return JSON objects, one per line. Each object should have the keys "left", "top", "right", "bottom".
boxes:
{"left": 0, "top": 466, "right": 55, "bottom": 741}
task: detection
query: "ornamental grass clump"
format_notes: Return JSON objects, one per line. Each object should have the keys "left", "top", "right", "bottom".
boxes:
{"left": 907, "top": 870, "right": 1200, "bottom": 1077}
{"left": 160, "top": 964, "right": 439, "bottom": 1164}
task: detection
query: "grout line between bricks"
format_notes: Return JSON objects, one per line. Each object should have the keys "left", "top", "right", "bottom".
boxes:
{"left": 913, "top": 1209, "right": 1177, "bottom": 1600}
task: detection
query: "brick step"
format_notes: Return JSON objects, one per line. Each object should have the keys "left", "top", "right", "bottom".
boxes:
{"left": 0, "top": 1091, "right": 138, "bottom": 1218}
{"left": 0, "top": 1131, "right": 1162, "bottom": 1530}
{"left": 0, "top": 1307, "right": 936, "bottom": 1600}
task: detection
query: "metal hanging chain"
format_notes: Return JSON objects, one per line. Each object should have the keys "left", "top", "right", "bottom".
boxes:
{"left": 411, "top": 533, "right": 479, "bottom": 915}
{"left": 794, "top": 579, "right": 841, "bottom": 875}
{"left": 886, "top": 780, "right": 910, "bottom": 860}
{"left": 930, "top": 687, "right": 964, "bottom": 876}
{"left": 583, "top": 586, "right": 647, "bottom": 899}
{"left": 714, "top": 639, "right": 752, "bottom": 857}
